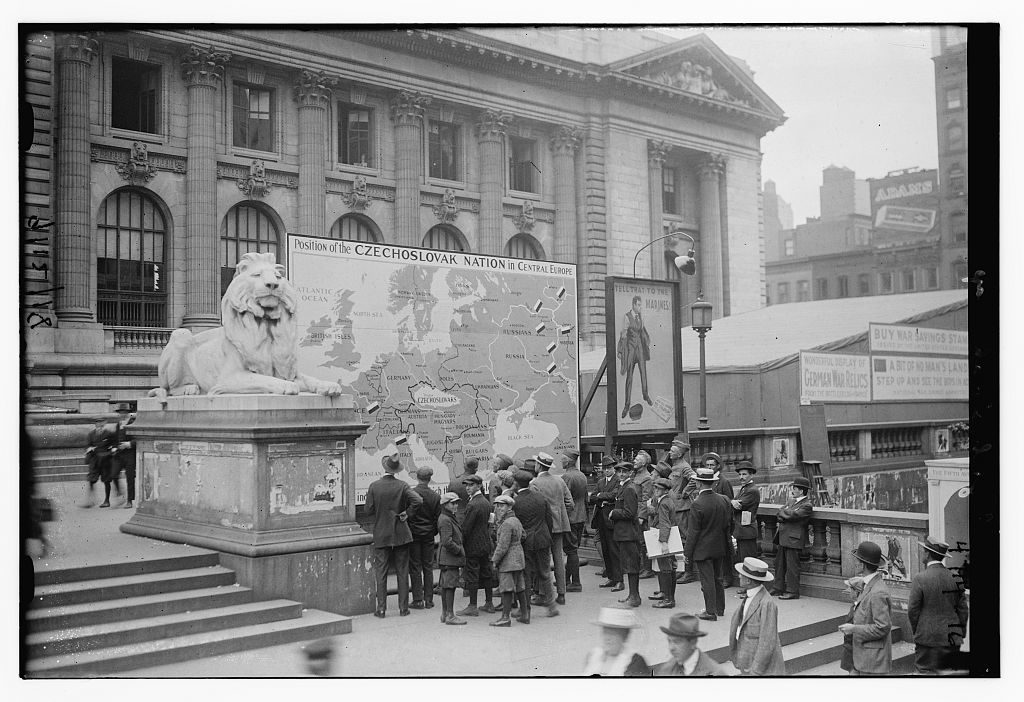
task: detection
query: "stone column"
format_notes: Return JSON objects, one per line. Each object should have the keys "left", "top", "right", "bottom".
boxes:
{"left": 181, "top": 45, "right": 230, "bottom": 330}
{"left": 390, "top": 90, "right": 430, "bottom": 247}
{"left": 647, "top": 140, "right": 672, "bottom": 280}
{"left": 550, "top": 125, "right": 582, "bottom": 264}
{"left": 476, "top": 110, "right": 514, "bottom": 256}
{"left": 294, "top": 70, "right": 337, "bottom": 237}
{"left": 698, "top": 153, "right": 727, "bottom": 318}
{"left": 54, "top": 33, "right": 99, "bottom": 323}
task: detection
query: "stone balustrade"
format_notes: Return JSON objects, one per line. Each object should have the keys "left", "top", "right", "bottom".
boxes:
{"left": 109, "top": 326, "right": 173, "bottom": 352}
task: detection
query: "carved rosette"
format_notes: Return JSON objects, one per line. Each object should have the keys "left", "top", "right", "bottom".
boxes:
{"left": 433, "top": 189, "right": 459, "bottom": 223}
{"left": 56, "top": 32, "right": 100, "bottom": 64}
{"left": 342, "top": 175, "right": 372, "bottom": 211}
{"left": 238, "top": 159, "right": 270, "bottom": 199}
{"left": 115, "top": 142, "right": 157, "bottom": 185}
{"left": 549, "top": 125, "right": 583, "bottom": 155}
{"left": 390, "top": 90, "right": 431, "bottom": 126}
{"left": 648, "top": 140, "right": 673, "bottom": 167}
{"left": 512, "top": 200, "right": 536, "bottom": 234}
{"left": 293, "top": 69, "right": 338, "bottom": 109}
{"left": 180, "top": 45, "right": 231, "bottom": 87}
{"left": 698, "top": 152, "right": 727, "bottom": 179}
{"left": 476, "top": 109, "right": 515, "bottom": 139}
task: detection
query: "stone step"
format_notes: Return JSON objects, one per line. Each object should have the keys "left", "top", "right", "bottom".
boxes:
{"left": 33, "top": 566, "right": 236, "bottom": 608}
{"left": 704, "top": 612, "right": 850, "bottom": 663}
{"left": 25, "top": 608, "right": 353, "bottom": 677}
{"left": 800, "top": 640, "right": 917, "bottom": 675}
{"left": 781, "top": 631, "right": 847, "bottom": 673}
{"left": 34, "top": 551, "right": 221, "bottom": 586}
{"left": 27, "top": 599, "right": 304, "bottom": 658}
{"left": 26, "top": 585, "right": 256, "bottom": 633}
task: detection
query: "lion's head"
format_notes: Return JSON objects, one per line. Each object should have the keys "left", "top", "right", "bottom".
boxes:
{"left": 222, "top": 252, "right": 299, "bottom": 379}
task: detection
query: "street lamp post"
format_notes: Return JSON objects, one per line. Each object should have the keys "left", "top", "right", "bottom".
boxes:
{"left": 690, "top": 293, "right": 713, "bottom": 431}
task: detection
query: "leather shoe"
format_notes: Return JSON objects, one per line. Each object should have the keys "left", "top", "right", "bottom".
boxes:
{"left": 546, "top": 606, "right": 560, "bottom": 617}
{"left": 618, "top": 596, "right": 641, "bottom": 608}
{"left": 779, "top": 593, "right": 800, "bottom": 600}
{"left": 566, "top": 584, "right": 583, "bottom": 593}
{"left": 399, "top": 609, "right": 410, "bottom": 616}
{"left": 424, "top": 600, "right": 435, "bottom": 608}
{"left": 555, "top": 595, "right": 566, "bottom": 605}
{"left": 652, "top": 600, "right": 676, "bottom": 609}
{"left": 697, "top": 611, "right": 717, "bottom": 621}
{"left": 490, "top": 617, "right": 511, "bottom": 627}
{"left": 409, "top": 600, "right": 426, "bottom": 610}
{"left": 599, "top": 580, "right": 618, "bottom": 588}
{"left": 456, "top": 605, "right": 479, "bottom": 616}
{"left": 638, "top": 570, "right": 655, "bottom": 580}
{"left": 769, "top": 589, "right": 784, "bottom": 597}
{"left": 479, "top": 602, "right": 497, "bottom": 614}
{"left": 610, "top": 582, "right": 625, "bottom": 592}
{"left": 445, "top": 615, "right": 467, "bottom": 626}
{"left": 716, "top": 610, "right": 725, "bottom": 617}
{"left": 677, "top": 574, "right": 698, "bottom": 584}
{"left": 373, "top": 610, "right": 386, "bottom": 619}
{"left": 515, "top": 615, "right": 530, "bottom": 625}
{"left": 649, "top": 592, "right": 664, "bottom": 600}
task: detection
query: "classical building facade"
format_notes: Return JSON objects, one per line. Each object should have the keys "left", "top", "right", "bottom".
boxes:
{"left": 21, "top": 28, "right": 784, "bottom": 411}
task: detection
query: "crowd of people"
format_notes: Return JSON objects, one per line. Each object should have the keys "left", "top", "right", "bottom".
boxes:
{"left": 83, "top": 413, "right": 137, "bottom": 509}
{"left": 363, "top": 436, "right": 970, "bottom": 676}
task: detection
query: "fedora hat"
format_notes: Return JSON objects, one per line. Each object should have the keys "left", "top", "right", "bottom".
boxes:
{"left": 440, "top": 492, "right": 461, "bottom": 505}
{"left": 614, "top": 460, "right": 634, "bottom": 472}
{"left": 918, "top": 535, "right": 950, "bottom": 558}
{"left": 536, "top": 452, "right": 555, "bottom": 470}
{"left": 655, "top": 461, "right": 673, "bottom": 479}
{"left": 381, "top": 452, "right": 401, "bottom": 472}
{"left": 852, "top": 541, "right": 884, "bottom": 567}
{"left": 693, "top": 467, "right": 718, "bottom": 482}
{"left": 735, "top": 460, "right": 757, "bottom": 475}
{"left": 734, "top": 557, "right": 774, "bottom": 582}
{"left": 522, "top": 458, "right": 538, "bottom": 475}
{"left": 791, "top": 476, "right": 812, "bottom": 491}
{"left": 593, "top": 606, "right": 639, "bottom": 629}
{"left": 601, "top": 456, "right": 617, "bottom": 468}
{"left": 659, "top": 612, "right": 707, "bottom": 638}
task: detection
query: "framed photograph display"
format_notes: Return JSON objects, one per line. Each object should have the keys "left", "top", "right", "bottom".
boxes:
{"left": 605, "top": 277, "right": 683, "bottom": 436}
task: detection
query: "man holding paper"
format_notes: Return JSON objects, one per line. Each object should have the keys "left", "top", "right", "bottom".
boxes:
{"left": 731, "top": 462, "right": 761, "bottom": 566}
{"left": 647, "top": 477, "right": 680, "bottom": 609}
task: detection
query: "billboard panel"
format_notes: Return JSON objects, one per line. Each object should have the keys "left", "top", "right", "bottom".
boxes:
{"left": 288, "top": 235, "right": 580, "bottom": 503}
{"left": 799, "top": 351, "right": 871, "bottom": 403}
{"left": 871, "top": 355, "right": 968, "bottom": 401}
{"left": 869, "top": 323, "right": 969, "bottom": 356}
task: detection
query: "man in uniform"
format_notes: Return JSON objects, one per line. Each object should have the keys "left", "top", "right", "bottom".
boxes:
{"left": 685, "top": 467, "right": 733, "bottom": 621}
{"left": 560, "top": 449, "right": 589, "bottom": 593}
{"left": 668, "top": 440, "right": 698, "bottom": 585}
{"left": 609, "top": 460, "right": 643, "bottom": 607}
{"left": 771, "top": 476, "right": 813, "bottom": 600}
{"left": 531, "top": 452, "right": 575, "bottom": 604}
{"left": 632, "top": 450, "right": 656, "bottom": 579}
{"left": 907, "top": 536, "right": 970, "bottom": 674}
{"left": 591, "top": 457, "right": 622, "bottom": 588}
{"left": 618, "top": 294, "right": 653, "bottom": 418}
{"left": 364, "top": 452, "right": 423, "bottom": 618}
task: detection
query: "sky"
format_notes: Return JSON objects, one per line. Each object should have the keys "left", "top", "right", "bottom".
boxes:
{"left": 662, "top": 26, "right": 940, "bottom": 225}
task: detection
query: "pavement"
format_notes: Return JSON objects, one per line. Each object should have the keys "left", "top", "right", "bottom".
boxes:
{"left": 27, "top": 482, "right": 850, "bottom": 677}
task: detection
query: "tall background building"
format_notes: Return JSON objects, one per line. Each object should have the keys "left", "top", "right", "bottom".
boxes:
{"left": 932, "top": 27, "right": 968, "bottom": 286}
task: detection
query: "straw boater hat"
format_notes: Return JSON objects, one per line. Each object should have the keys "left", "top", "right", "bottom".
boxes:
{"left": 918, "top": 535, "right": 950, "bottom": 558}
{"left": 852, "top": 541, "right": 884, "bottom": 567}
{"left": 535, "top": 452, "right": 555, "bottom": 471}
{"left": 734, "top": 557, "right": 775, "bottom": 582}
{"left": 440, "top": 492, "right": 461, "bottom": 505}
{"left": 593, "top": 606, "right": 639, "bottom": 629}
{"left": 381, "top": 453, "right": 401, "bottom": 472}
{"left": 692, "top": 467, "right": 718, "bottom": 482}
{"left": 659, "top": 612, "right": 707, "bottom": 638}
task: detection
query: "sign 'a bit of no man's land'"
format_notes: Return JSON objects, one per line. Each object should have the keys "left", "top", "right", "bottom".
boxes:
{"left": 288, "top": 235, "right": 580, "bottom": 503}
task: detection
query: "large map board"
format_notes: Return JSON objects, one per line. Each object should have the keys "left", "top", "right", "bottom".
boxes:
{"left": 288, "top": 235, "right": 580, "bottom": 503}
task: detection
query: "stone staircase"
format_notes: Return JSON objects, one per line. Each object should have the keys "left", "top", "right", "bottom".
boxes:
{"left": 705, "top": 612, "right": 916, "bottom": 674}
{"left": 24, "top": 551, "right": 352, "bottom": 677}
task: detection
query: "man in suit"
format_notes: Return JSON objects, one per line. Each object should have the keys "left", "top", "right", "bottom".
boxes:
{"left": 771, "top": 476, "right": 813, "bottom": 600}
{"left": 408, "top": 467, "right": 441, "bottom": 610}
{"left": 839, "top": 541, "right": 892, "bottom": 675}
{"left": 531, "top": 452, "right": 575, "bottom": 604}
{"left": 648, "top": 477, "right": 678, "bottom": 609}
{"left": 512, "top": 470, "right": 558, "bottom": 621}
{"left": 609, "top": 461, "right": 643, "bottom": 607}
{"left": 650, "top": 612, "right": 727, "bottom": 676}
{"left": 907, "top": 535, "right": 970, "bottom": 674}
{"left": 668, "top": 439, "right": 699, "bottom": 585}
{"left": 457, "top": 474, "right": 497, "bottom": 617}
{"left": 591, "top": 457, "right": 622, "bottom": 588}
{"left": 364, "top": 452, "right": 423, "bottom": 618}
{"left": 685, "top": 467, "right": 734, "bottom": 621}
{"left": 729, "top": 557, "right": 785, "bottom": 675}
{"left": 632, "top": 450, "right": 656, "bottom": 579}
{"left": 702, "top": 452, "right": 737, "bottom": 588}
{"left": 561, "top": 449, "right": 588, "bottom": 593}
{"left": 618, "top": 294, "right": 653, "bottom": 417}
{"left": 449, "top": 457, "right": 477, "bottom": 523}
{"left": 731, "top": 462, "right": 761, "bottom": 564}
{"left": 437, "top": 492, "right": 467, "bottom": 625}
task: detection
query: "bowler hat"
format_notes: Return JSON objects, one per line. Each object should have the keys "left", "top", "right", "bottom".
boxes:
{"left": 381, "top": 453, "right": 401, "bottom": 472}
{"left": 440, "top": 492, "right": 461, "bottom": 505}
{"left": 593, "top": 606, "right": 639, "bottom": 629}
{"left": 734, "top": 557, "right": 774, "bottom": 582}
{"left": 659, "top": 612, "right": 707, "bottom": 638}
{"left": 653, "top": 477, "right": 674, "bottom": 490}
{"left": 627, "top": 404, "right": 643, "bottom": 420}
{"left": 735, "top": 461, "right": 757, "bottom": 475}
{"left": 693, "top": 467, "right": 718, "bottom": 482}
{"left": 852, "top": 541, "right": 884, "bottom": 567}
{"left": 494, "top": 453, "right": 514, "bottom": 470}
{"left": 791, "top": 476, "right": 812, "bottom": 491}
{"left": 918, "top": 535, "right": 950, "bottom": 558}
{"left": 536, "top": 452, "right": 555, "bottom": 470}
{"left": 601, "top": 456, "right": 617, "bottom": 468}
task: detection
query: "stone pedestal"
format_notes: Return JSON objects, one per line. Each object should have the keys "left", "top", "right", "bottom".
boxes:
{"left": 121, "top": 393, "right": 376, "bottom": 615}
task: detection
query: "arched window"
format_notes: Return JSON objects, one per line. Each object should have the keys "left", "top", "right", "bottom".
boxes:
{"left": 422, "top": 224, "right": 467, "bottom": 252}
{"left": 221, "top": 202, "right": 280, "bottom": 296}
{"left": 329, "top": 214, "right": 381, "bottom": 243}
{"left": 504, "top": 234, "right": 544, "bottom": 260}
{"left": 96, "top": 189, "right": 168, "bottom": 327}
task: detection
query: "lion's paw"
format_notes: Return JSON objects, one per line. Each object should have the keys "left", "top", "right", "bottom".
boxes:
{"left": 319, "top": 382, "right": 342, "bottom": 397}
{"left": 282, "top": 381, "right": 300, "bottom": 395}
{"left": 181, "top": 384, "right": 201, "bottom": 396}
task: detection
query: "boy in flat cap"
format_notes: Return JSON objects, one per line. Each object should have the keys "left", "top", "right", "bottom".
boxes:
{"left": 490, "top": 494, "right": 526, "bottom": 626}
{"left": 457, "top": 473, "right": 497, "bottom": 617}
{"left": 364, "top": 453, "right": 422, "bottom": 618}
{"left": 648, "top": 477, "right": 679, "bottom": 608}
{"left": 561, "top": 449, "right": 588, "bottom": 592}
{"left": 437, "top": 493, "right": 467, "bottom": 625}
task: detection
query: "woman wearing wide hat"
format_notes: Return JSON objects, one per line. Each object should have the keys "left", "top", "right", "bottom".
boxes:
{"left": 581, "top": 607, "right": 649, "bottom": 676}
{"left": 838, "top": 541, "right": 892, "bottom": 675}
{"left": 728, "top": 558, "right": 785, "bottom": 675}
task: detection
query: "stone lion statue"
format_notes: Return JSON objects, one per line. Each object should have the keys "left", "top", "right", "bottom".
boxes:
{"left": 149, "top": 252, "right": 341, "bottom": 401}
